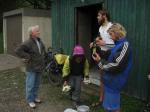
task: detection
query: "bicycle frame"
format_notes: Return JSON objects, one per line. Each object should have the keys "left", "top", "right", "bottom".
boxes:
{"left": 45, "top": 47, "right": 64, "bottom": 86}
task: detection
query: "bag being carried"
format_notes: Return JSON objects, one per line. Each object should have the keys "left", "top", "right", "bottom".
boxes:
{"left": 62, "top": 84, "right": 71, "bottom": 92}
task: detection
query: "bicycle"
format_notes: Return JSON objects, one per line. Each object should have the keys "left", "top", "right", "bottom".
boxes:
{"left": 45, "top": 47, "right": 67, "bottom": 86}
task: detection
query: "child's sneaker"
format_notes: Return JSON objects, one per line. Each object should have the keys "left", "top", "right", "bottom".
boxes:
{"left": 72, "top": 101, "right": 79, "bottom": 109}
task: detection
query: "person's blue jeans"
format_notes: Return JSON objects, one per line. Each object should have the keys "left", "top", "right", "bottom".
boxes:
{"left": 26, "top": 71, "right": 42, "bottom": 103}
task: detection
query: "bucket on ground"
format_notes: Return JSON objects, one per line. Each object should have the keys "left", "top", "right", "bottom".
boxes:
{"left": 64, "top": 108, "right": 77, "bottom": 112}
{"left": 77, "top": 105, "right": 90, "bottom": 112}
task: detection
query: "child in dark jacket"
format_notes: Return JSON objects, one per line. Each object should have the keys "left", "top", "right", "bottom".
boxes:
{"left": 62, "top": 45, "right": 89, "bottom": 107}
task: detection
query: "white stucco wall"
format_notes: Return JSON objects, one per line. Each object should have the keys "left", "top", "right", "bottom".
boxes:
{"left": 22, "top": 16, "right": 52, "bottom": 49}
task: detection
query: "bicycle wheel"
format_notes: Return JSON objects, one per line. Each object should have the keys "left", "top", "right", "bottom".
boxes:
{"left": 47, "top": 70, "right": 63, "bottom": 86}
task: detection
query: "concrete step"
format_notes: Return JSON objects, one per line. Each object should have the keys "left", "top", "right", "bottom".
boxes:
{"left": 89, "top": 67, "right": 101, "bottom": 86}
{"left": 82, "top": 83, "right": 99, "bottom": 96}
{"left": 82, "top": 67, "right": 101, "bottom": 96}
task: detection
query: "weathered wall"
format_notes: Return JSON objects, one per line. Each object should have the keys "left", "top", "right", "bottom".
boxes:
{"left": 22, "top": 16, "right": 52, "bottom": 49}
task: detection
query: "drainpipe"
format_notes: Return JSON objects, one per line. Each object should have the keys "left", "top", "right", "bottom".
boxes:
{"left": 147, "top": 72, "right": 150, "bottom": 80}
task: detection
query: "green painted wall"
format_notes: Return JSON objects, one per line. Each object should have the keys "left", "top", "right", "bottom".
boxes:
{"left": 51, "top": 0, "right": 150, "bottom": 100}
{"left": 106, "top": 0, "right": 150, "bottom": 100}
{"left": 51, "top": 0, "right": 104, "bottom": 54}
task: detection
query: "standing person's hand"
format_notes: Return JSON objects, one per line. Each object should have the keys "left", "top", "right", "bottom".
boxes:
{"left": 89, "top": 42, "right": 94, "bottom": 48}
{"left": 63, "top": 81, "right": 68, "bottom": 86}
{"left": 92, "top": 52, "right": 101, "bottom": 62}
{"left": 96, "top": 40, "right": 105, "bottom": 46}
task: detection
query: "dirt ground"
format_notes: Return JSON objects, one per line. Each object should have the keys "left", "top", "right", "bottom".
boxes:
{"left": 0, "top": 54, "right": 100, "bottom": 112}
{"left": 0, "top": 54, "right": 22, "bottom": 71}
{"left": 0, "top": 54, "right": 144, "bottom": 112}
{"left": 0, "top": 68, "right": 100, "bottom": 112}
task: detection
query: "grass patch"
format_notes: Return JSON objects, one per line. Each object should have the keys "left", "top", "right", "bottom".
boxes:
{"left": 83, "top": 88, "right": 145, "bottom": 112}
{"left": 121, "top": 94, "right": 145, "bottom": 112}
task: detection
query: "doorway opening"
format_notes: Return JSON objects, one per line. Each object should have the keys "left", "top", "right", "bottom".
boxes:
{"left": 76, "top": 3, "right": 102, "bottom": 67}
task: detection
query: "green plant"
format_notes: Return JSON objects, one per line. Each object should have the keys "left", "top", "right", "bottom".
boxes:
{"left": 88, "top": 93, "right": 145, "bottom": 112}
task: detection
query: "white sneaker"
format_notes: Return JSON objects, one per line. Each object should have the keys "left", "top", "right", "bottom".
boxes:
{"left": 35, "top": 98, "right": 41, "bottom": 103}
{"left": 29, "top": 102, "right": 36, "bottom": 108}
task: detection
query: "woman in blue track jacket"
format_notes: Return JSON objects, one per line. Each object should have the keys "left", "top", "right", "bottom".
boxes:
{"left": 92, "top": 23, "right": 133, "bottom": 112}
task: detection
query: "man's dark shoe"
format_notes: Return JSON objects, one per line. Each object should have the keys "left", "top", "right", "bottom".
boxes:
{"left": 91, "top": 101, "right": 102, "bottom": 107}
{"left": 72, "top": 101, "right": 79, "bottom": 109}
{"left": 34, "top": 98, "right": 41, "bottom": 103}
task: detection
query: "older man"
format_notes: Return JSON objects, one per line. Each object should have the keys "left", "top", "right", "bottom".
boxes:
{"left": 15, "top": 25, "right": 46, "bottom": 108}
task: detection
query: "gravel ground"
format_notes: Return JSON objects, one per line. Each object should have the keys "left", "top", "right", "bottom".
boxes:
{"left": 0, "top": 54, "right": 145, "bottom": 112}
{"left": 0, "top": 54, "right": 22, "bottom": 71}
{"left": 0, "top": 69, "right": 100, "bottom": 112}
{"left": 0, "top": 54, "right": 101, "bottom": 112}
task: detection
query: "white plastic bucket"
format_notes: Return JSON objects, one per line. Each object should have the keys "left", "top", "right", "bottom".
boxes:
{"left": 77, "top": 105, "right": 90, "bottom": 112}
{"left": 64, "top": 108, "right": 77, "bottom": 112}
